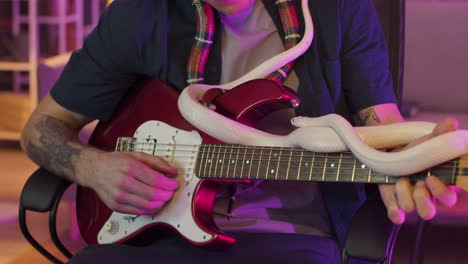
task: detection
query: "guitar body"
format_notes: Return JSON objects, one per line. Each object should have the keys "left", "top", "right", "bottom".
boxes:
{"left": 76, "top": 78, "right": 299, "bottom": 247}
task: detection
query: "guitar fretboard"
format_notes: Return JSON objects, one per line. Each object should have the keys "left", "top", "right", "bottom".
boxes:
{"left": 115, "top": 138, "right": 460, "bottom": 185}
{"left": 194, "top": 144, "right": 458, "bottom": 185}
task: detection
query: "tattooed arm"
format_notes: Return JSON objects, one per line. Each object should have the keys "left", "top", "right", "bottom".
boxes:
{"left": 20, "top": 95, "right": 178, "bottom": 215}
{"left": 20, "top": 95, "right": 97, "bottom": 183}
{"left": 353, "top": 103, "right": 403, "bottom": 126}
{"left": 353, "top": 103, "right": 458, "bottom": 225}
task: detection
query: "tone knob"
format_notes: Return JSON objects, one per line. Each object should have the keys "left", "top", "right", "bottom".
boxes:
{"left": 104, "top": 220, "right": 119, "bottom": 234}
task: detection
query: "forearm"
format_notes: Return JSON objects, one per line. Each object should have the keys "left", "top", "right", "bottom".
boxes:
{"left": 20, "top": 114, "right": 101, "bottom": 185}
{"left": 354, "top": 103, "right": 404, "bottom": 126}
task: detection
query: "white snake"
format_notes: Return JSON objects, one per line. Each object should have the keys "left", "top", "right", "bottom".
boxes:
{"left": 178, "top": 0, "right": 468, "bottom": 177}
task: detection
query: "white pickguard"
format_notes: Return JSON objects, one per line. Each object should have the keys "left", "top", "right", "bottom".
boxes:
{"left": 97, "top": 121, "right": 214, "bottom": 244}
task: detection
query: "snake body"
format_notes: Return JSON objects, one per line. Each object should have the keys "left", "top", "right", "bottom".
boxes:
{"left": 178, "top": 0, "right": 468, "bottom": 176}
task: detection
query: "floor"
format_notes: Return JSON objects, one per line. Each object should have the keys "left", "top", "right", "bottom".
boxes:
{"left": 0, "top": 111, "right": 467, "bottom": 264}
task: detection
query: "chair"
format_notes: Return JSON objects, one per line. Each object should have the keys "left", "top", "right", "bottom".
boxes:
{"left": 18, "top": 0, "right": 410, "bottom": 263}
{"left": 341, "top": 0, "right": 406, "bottom": 263}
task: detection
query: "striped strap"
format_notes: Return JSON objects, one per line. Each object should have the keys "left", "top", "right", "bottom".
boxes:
{"left": 266, "top": 0, "right": 301, "bottom": 83}
{"left": 186, "top": 0, "right": 301, "bottom": 85}
{"left": 187, "top": 0, "right": 215, "bottom": 85}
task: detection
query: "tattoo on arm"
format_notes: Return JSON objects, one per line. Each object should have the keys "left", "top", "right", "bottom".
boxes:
{"left": 356, "top": 108, "right": 381, "bottom": 126}
{"left": 26, "top": 117, "right": 83, "bottom": 178}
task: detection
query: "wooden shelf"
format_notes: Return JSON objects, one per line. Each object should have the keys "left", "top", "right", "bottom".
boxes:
{"left": 0, "top": 92, "right": 30, "bottom": 141}
{"left": 0, "top": 62, "right": 31, "bottom": 72}
{"left": 0, "top": 131, "right": 21, "bottom": 141}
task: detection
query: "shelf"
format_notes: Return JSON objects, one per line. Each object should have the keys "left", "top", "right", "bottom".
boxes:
{"left": 0, "top": 62, "right": 31, "bottom": 72}
{"left": 17, "top": 14, "right": 81, "bottom": 24}
{"left": 0, "top": 131, "right": 21, "bottom": 141}
{"left": 0, "top": 92, "right": 30, "bottom": 141}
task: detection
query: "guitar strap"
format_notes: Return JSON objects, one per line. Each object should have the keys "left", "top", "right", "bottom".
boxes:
{"left": 186, "top": 0, "right": 304, "bottom": 217}
{"left": 186, "top": 0, "right": 302, "bottom": 85}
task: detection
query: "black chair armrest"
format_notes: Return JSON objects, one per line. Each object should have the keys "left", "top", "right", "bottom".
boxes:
{"left": 19, "top": 168, "right": 74, "bottom": 264}
{"left": 20, "top": 168, "right": 72, "bottom": 212}
{"left": 342, "top": 195, "right": 401, "bottom": 263}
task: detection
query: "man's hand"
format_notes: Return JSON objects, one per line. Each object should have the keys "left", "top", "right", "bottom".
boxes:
{"left": 378, "top": 118, "right": 460, "bottom": 224}
{"left": 79, "top": 151, "right": 179, "bottom": 216}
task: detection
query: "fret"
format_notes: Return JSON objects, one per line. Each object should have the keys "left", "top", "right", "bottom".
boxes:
{"left": 354, "top": 162, "right": 370, "bottom": 183}
{"left": 196, "top": 145, "right": 205, "bottom": 176}
{"left": 368, "top": 168, "right": 372, "bottom": 183}
{"left": 225, "top": 145, "right": 234, "bottom": 179}
{"left": 219, "top": 145, "right": 228, "bottom": 179}
{"left": 323, "top": 153, "right": 341, "bottom": 182}
{"left": 286, "top": 149, "right": 301, "bottom": 181}
{"left": 247, "top": 146, "right": 256, "bottom": 179}
{"left": 239, "top": 146, "right": 249, "bottom": 179}
{"left": 351, "top": 158, "right": 357, "bottom": 182}
{"left": 202, "top": 145, "right": 210, "bottom": 177}
{"left": 255, "top": 146, "right": 263, "bottom": 180}
{"left": 211, "top": 145, "right": 219, "bottom": 178}
{"left": 264, "top": 147, "right": 273, "bottom": 180}
{"left": 297, "top": 151, "right": 304, "bottom": 180}
{"left": 232, "top": 144, "right": 241, "bottom": 179}
{"left": 321, "top": 153, "right": 328, "bottom": 181}
{"left": 285, "top": 149, "right": 293, "bottom": 180}
{"left": 336, "top": 153, "right": 343, "bottom": 181}
{"left": 308, "top": 152, "right": 315, "bottom": 181}
{"left": 369, "top": 173, "right": 390, "bottom": 184}
{"left": 452, "top": 159, "right": 458, "bottom": 185}
{"left": 274, "top": 148, "right": 283, "bottom": 180}
{"left": 207, "top": 145, "right": 215, "bottom": 178}
{"left": 201, "top": 145, "right": 208, "bottom": 177}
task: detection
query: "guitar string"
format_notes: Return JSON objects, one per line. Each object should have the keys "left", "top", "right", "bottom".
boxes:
{"left": 127, "top": 145, "right": 455, "bottom": 162}
{"left": 124, "top": 148, "right": 458, "bottom": 170}
{"left": 123, "top": 142, "right": 463, "bottom": 160}
{"left": 120, "top": 141, "right": 408, "bottom": 149}
{"left": 144, "top": 157, "right": 456, "bottom": 172}
{"left": 130, "top": 154, "right": 458, "bottom": 170}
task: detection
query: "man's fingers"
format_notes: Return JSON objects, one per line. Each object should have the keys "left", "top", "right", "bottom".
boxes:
{"left": 121, "top": 177, "right": 175, "bottom": 202}
{"left": 132, "top": 152, "right": 178, "bottom": 175}
{"left": 128, "top": 158, "right": 179, "bottom": 190}
{"left": 432, "top": 118, "right": 459, "bottom": 136}
{"left": 426, "top": 175, "right": 457, "bottom": 208}
{"left": 379, "top": 184, "right": 406, "bottom": 224}
{"left": 413, "top": 181, "right": 436, "bottom": 220}
{"left": 400, "top": 118, "right": 458, "bottom": 150}
{"left": 395, "top": 178, "right": 415, "bottom": 213}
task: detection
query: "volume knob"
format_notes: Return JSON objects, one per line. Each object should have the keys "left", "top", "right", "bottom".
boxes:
{"left": 104, "top": 220, "right": 119, "bottom": 234}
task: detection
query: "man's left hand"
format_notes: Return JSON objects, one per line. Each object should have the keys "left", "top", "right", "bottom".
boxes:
{"left": 378, "top": 118, "right": 460, "bottom": 224}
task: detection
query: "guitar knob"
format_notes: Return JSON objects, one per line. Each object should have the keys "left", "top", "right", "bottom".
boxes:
{"left": 104, "top": 220, "right": 119, "bottom": 234}
{"left": 290, "top": 98, "right": 301, "bottom": 108}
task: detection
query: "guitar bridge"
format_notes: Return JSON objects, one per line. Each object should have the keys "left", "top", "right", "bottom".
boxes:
{"left": 116, "top": 137, "right": 137, "bottom": 152}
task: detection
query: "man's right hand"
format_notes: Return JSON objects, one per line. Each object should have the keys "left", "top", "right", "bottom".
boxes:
{"left": 21, "top": 95, "right": 179, "bottom": 216}
{"left": 79, "top": 151, "right": 179, "bottom": 216}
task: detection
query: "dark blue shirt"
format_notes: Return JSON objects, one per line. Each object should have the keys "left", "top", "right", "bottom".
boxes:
{"left": 51, "top": 0, "right": 397, "bottom": 247}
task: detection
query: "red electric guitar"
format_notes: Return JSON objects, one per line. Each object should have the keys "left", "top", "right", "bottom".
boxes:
{"left": 77, "top": 78, "right": 468, "bottom": 247}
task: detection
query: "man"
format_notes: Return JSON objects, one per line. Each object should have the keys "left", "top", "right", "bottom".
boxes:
{"left": 20, "top": 0, "right": 459, "bottom": 263}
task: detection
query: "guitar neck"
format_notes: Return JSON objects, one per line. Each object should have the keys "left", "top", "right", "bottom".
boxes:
{"left": 195, "top": 144, "right": 463, "bottom": 185}
{"left": 115, "top": 138, "right": 466, "bottom": 187}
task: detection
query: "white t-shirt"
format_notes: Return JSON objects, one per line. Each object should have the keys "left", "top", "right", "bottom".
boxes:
{"left": 213, "top": 0, "right": 331, "bottom": 237}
